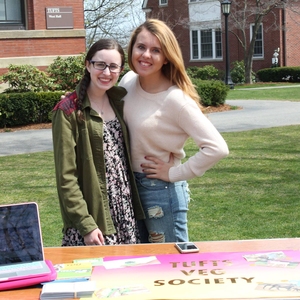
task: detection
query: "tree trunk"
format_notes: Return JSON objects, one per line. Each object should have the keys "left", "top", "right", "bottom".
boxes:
{"left": 244, "top": 55, "right": 253, "bottom": 84}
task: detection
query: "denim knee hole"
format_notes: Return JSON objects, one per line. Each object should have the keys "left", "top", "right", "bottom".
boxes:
{"left": 149, "top": 231, "right": 165, "bottom": 243}
{"left": 147, "top": 205, "right": 164, "bottom": 219}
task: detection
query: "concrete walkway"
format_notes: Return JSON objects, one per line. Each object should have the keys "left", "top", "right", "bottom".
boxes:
{"left": 0, "top": 100, "right": 300, "bottom": 156}
{"left": 237, "top": 84, "right": 300, "bottom": 90}
{"left": 0, "top": 129, "right": 53, "bottom": 156}
{"left": 208, "top": 100, "right": 300, "bottom": 132}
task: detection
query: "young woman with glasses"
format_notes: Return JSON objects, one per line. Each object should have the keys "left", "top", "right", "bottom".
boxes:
{"left": 52, "top": 39, "right": 145, "bottom": 246}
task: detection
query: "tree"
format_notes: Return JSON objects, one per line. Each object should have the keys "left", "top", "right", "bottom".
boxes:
{"left": 228, "top": 0, "right": 300, "bottom": 84}
{"left": 84, "top": 0, "right": 145, "bottom": 48}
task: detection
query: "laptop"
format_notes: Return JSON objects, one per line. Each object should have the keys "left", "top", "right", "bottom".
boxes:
{"left": 0, "top": 202, "right": 56, "bottom": 290}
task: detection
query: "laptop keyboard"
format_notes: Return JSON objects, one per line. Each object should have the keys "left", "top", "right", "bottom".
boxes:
{"left": 0, "top": 261, "right": 43, "bottom": 274}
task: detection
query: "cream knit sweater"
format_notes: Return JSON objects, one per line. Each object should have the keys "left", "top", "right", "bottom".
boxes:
{"left": 119, "top": 71, "right": 229, "bottom": 183}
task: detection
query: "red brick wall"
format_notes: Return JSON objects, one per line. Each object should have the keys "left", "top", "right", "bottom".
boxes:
{"left": 143, "top": 0, "right": 300, "bottom": 73}
{"left": 27, "top": 0, "right": 34, "bottom": 30}
{"left": 1, "top": 38, "right": 85, "bottom": 58}
{"left": 285, "top": 7, "right": 300, "bottom": 67}
{"left": 0, "top": 0, "right": 85, "bottom": 75}
{"left": 143, "top": 0, "right": 190, "bottom": 67}
{"left": 223, "top": 9, "right": 283, "bottom": 73}
{"left": 198, "top": 6, "right": 285, "bottom": 73}
{"left": 31, "top": 0, "right": 84, "bottom": 30}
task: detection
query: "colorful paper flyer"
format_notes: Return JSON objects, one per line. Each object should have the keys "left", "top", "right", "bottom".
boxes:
{"left": 54, "top": 262, "right": 93, "bottom": 280}
{"left": 73, "top": 258, "right": 104, "bottom": 267}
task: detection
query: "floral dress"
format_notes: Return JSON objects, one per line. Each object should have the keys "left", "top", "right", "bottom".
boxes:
{"left": 62, "top": 117, "right": 140, "bottom": 246}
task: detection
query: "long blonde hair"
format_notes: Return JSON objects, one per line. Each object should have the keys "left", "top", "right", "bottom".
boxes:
{"left": 127, "top": 19, "right": 201, "bottom": 106}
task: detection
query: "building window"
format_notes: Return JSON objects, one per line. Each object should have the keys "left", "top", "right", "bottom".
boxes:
{"left": 251, "top": 24, "right": 264, "bottom": 58}
{"left": 191, "top": 29, "right": 222, "bottom": 60}
{"left": 192, "top": 31, "right": 199, "bottom": 59}
{"left": 159, "top": 0, "right": 168, "bottom": 6}
{"left": 0, "top": 0, "right": 25, "bottom": 30}
{"left": 201, "top": 30, "right": 213, "bottom": 58}
{"left": 215, "top": 29, "right": 222, "bottom": 58}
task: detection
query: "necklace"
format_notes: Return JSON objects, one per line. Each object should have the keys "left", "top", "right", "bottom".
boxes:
{"left": 91, "top": 97, "right": 106, "bottom": 116}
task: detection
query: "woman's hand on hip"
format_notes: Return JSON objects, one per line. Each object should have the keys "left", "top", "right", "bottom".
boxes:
{"left": 141, "top": 153, "right": 174, "bottom": 182}
{"left": 84, "top": 228, "right": 105, "bottom": 246}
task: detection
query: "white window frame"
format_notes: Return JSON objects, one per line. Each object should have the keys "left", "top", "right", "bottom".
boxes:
{"left": 190, "top": 28, "right": 222, "bottom": 60}
{"left": 159, "top": 0, "right": 168, "bottom": 6}
{"left": 250, "top": 23, "right": 264, "bottom": 58}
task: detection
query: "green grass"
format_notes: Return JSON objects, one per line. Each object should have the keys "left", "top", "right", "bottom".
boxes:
{"left": 1, "top": 83, "right": 299, "bottom": 246}
{"left": 0, "top": 152, "right": 62, "bottom": 247}
{"left": 0, "top": 125, "right": 299, "bottom": 246}
{"left": 227, "top": 83, "right": 300, "bottom": 101}
{"left": 234, "top": 82, "right": 297, "bottom": 89}
{"left": 186, "top": 125, "right": 300, "bottom": 241}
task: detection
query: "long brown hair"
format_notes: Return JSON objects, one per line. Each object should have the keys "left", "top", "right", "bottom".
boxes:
{"left": 127, "top": 19, "right": 201, "bottom": 106}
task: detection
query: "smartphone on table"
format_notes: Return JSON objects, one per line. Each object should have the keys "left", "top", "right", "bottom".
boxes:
{"left": 175, "top": 242, "right": 199, "bottom": 254}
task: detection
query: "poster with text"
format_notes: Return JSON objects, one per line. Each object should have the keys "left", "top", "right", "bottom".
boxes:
{"left": 84, "top": 250, "right": 300, "bottom": 299}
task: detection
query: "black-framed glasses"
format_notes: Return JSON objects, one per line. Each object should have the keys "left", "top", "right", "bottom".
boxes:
{"left": 89, "top": 61, "right": 122, "bottom": 73}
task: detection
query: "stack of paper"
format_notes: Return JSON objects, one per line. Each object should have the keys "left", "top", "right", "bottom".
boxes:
{"left": 54, "top": 262, "right": 93, "bottom": 281}
{"left": 40, "top": 281, "right": 96, "bottom": 299}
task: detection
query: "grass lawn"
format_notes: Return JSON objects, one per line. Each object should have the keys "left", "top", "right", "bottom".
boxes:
{"left": 186, "top": 125, "right": 300, "bottom": 241}
{"left": 0, "top": 152, "right": 62, "bottom": 247}
{"left": 0, "top": 124, "right": 299, "bottom": 246}
{"left": 227, "top": 84, "right": 300, "bottom": 101}
{"left": 0, "top": 83, "right": 299, "bottom": 246}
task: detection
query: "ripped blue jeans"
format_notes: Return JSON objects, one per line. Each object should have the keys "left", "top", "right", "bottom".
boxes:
{"left": 134, "top": 172, "right": 190, "bottom": 243}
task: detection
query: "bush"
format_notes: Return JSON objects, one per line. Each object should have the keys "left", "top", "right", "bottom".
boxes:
{"left": 186, "top": 66, "right": 200, "bottom": 79}
{"left": 257, "top": 67, "right": 300, "bottom": 83}
{"left": 0, "top": 92, "right": 62, "bottom": 128}
{"left": 0, "top": 65, "right": 57, "bottom": 93}
{"left": 47, "top": 54, "right": 86, "bottom": 91}
{"left": 0, "top": 55, "right": 86, "bottom": 94}
{"left": 196, "top": 65, "right": 220, "bottom": 80}
{"left": 193, "top": 79, "right": 229, "bottom": 107}
{"left": 230, "top": 60, "right": 256, "bottom": 84}
{"left": 187, "top": 65, "right": 220, "bottom": 80}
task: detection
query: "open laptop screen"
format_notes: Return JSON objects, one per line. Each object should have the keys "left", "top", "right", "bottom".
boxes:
{"left": 0, "top": 202, "right": 44, "bottom": 265}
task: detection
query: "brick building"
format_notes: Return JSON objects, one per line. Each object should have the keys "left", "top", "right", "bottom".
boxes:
{"left": 142, "top": 0, "right": 300, "bottom": 74}
{"left": 0, "top": 0, "right": 86, "bottom": 75}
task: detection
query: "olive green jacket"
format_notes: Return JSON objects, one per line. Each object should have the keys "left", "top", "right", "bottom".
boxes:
{"left": 52, "top": 85, "right": 145, "bottom": 237}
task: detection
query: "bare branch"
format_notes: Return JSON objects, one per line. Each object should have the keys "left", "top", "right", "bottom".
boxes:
{"left": 223, "top": 0, "right": 300, "bottom": 83}
{"left": 84, "top": 0, "right": 145, "bottom": 48}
